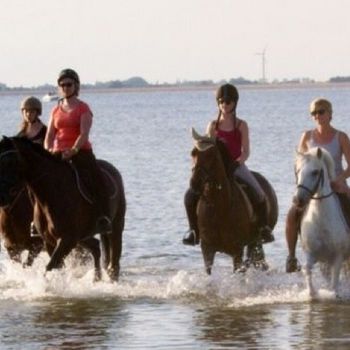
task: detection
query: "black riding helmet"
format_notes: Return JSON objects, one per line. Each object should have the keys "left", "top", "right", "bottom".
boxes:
{"left": 216, "top": 84, "right": 239, "bottom": 105}
{"left": 57, "top": 68, "right": 80, "bottom": 85}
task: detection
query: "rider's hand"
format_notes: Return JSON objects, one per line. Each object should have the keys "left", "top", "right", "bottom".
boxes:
{"left": 62, "top": 148, "right": 78, "bottom": 160}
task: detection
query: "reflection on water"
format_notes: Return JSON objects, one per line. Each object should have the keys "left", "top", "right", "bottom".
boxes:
{"left": 0, "top": 298, "right": 127, "bottom": 349}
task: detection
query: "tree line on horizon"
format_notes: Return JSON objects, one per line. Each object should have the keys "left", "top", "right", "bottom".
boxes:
{"left": 1, "top": 75, "right": 350, "bottom": 91}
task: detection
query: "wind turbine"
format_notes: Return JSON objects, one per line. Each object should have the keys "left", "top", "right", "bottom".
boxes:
{"left": 255, "top": 46, "right": 267, "bottom": 83}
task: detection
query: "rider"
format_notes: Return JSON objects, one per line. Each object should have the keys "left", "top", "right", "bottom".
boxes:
{"left": 18, "top": 96, "right": 47, "bottom": 145}
{"left": 183, "top": 83, "right": 275, "bottom": 245}
{"left": 285, "top": 97, "right": 350, "bottom": 272}
{"left": 44, "top": 68, "right": 112, "bottom": 233}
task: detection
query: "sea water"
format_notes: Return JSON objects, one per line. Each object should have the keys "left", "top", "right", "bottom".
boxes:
{"left": 1, "top": 85, "right": 350, "bottom": 349}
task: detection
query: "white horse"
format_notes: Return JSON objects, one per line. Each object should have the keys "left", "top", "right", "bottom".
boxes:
{"left": 294, "top": 147, "right": 350, "bottom": 296}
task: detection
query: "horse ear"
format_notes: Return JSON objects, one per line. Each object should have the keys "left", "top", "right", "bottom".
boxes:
{"left": 191, "top": 128, "right": 215, "bottom": 151}
{"left": 317, "top": 147, "right": 322, "bottom": 159}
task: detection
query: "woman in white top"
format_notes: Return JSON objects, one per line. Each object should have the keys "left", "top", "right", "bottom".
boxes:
{"left": 285, "top": 98, "right": 350, "bottom": 272}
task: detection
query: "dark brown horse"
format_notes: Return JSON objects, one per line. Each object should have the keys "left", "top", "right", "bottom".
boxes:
{"left": 190, "top": 128, "right": 278, "bottom": 274}
{"left": 0, "top": 188, "right": 43, "bottom": 266}
{"left": 0, "top": 136, "right": 126, "bottom": 281}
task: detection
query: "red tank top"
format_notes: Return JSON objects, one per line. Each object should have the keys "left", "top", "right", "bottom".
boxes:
{"left": 216, "top": 126, "right": 242, "bottom": 160}
{"left": 52, "top": 101, "right": 92, "bottom": 151}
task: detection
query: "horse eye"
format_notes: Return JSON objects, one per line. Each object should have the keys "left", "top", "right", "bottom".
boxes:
{"left": 311, "top": 169, "right": 319, "bottom": 176}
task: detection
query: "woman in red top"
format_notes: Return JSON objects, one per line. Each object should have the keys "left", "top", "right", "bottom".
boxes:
{"left": 183, "top": 84, "right": 274, "bottom": 245}
{"left": 44, "top": 68, "right": 111, "bottom": 233}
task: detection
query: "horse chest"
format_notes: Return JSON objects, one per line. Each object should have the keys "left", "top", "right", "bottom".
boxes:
{"left": 301, "top": 202, "right": 350, "bottom": 257}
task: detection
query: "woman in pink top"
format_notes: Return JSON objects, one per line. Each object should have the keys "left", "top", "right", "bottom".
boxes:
{"left": 44, "top": 68, "right": 111, "bottom": 233}
{"left": 183, "top": 84, "right": 274, "bottom": 245}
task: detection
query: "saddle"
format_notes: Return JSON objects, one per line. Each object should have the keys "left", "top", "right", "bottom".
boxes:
{"left": 70, "top": 161, "right": 117, "bottom": 204}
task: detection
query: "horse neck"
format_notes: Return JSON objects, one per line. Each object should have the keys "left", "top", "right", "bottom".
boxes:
{"left": 19, "top": 148, "right": 65, "bottom": 200}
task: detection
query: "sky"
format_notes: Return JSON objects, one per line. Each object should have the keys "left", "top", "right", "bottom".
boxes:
{"left": 1, "top": 0, "right": 350, "bottom": 87}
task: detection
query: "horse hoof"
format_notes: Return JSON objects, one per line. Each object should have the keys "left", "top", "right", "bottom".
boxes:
{"left": 107, "top": 268, "right": 119, "bottom": 282}
{"left": 253, "top": 260, "right": 269, "bottom": 271}
{"left": 94, "top": 270, "right": 102, "bottom": 282}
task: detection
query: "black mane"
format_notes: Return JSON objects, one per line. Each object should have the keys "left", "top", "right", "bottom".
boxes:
{"left": 10, "top": 136, "right": 62, "bottom": 163}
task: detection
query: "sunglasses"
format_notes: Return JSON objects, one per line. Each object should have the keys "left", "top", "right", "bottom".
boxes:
{"left": 311, "top": 109, "right": 326, "bottom": 116}
{"left": 218, "top": 98, "right": 234, "bottom": 104}
{"left": 59, "top": 82, "right": 74, "bottom": 88}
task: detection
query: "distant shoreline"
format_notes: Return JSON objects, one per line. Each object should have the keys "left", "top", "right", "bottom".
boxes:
{"left": 2, "top": 81, "right": 350, "bottom": 96}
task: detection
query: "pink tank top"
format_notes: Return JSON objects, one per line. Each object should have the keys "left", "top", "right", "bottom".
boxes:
{"left": 216, "top": 125, "right": 242, "bottom": 160}
{"left": 52, "top": 101, "right": 92, "bottom": 151}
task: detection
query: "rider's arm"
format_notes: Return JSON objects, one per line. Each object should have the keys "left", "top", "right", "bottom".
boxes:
{"left": 62, "top": 110, "right": 93, "bottom": 160}
{"left": 73, "top": 110, "right": 92, "bottom": 151}
{"left": 205, "top": 120, "right": 216, "bottom": 137}
{"left": 297, "top": 131, "right": 309, "bottom": 152}
{"left": 336, "top": 131, "right": 350, "bottom": 182}
{"left": 236, "top": 120, "right": 249, "bottom": 164}
{"left": 44, "top": 113, "right": 56, "bottom": 151}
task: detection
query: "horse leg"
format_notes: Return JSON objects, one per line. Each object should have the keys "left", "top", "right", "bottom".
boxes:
{"left": 305, "top": 255, "right": 316, "bottom": 297}
{"left": 233, "top": 247, "right": 246, "bottom": 273}
{"left": 247, "top": 242, "right": 269, "bottom": 271}
{"left": 100, "top": 234, "right": 109, "bottom": 270}
{"left": 104, "top": 217, "right": 123, "bottom": 281}
{"left": 24, "top": 237, "right": 44, "bottom": 267}
{"left": 79, "top": 238, "right": 102, "bottom": 282}
{"left": 330, "top": 256, "right": 343, "bottom": 295}
{"left": 201, "top": 242, "right": 215, "bottom": 275}
{"left": 46, "top": 238, "right": 75, "bottom": 272}
{"left": 6, "top": 247, "right": 22, "bottom": 264}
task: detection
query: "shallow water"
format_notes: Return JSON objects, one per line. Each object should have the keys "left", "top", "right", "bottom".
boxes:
{"left": 1, "top": 86, "right": 350, "bottom": 349}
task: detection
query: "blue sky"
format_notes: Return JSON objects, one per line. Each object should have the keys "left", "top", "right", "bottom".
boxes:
{"left": 1, "top": 0, "right": 350, "bottom": 86}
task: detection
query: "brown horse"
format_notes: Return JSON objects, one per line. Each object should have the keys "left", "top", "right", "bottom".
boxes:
{"left": 0, "top": 188, "right": 43, "bottom": 266}
{"left": 190, "top": 128, "right": 278, "bottom": 274}
{"left": 0, "top": 136, "right": 126, "bottom": 281}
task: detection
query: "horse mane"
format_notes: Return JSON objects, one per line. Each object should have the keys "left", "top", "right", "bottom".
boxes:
{"left": 10, "top": 136, "right": 63, "bottom": 164}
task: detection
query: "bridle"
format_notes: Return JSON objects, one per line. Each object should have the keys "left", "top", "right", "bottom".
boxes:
{"left": 192, "top": 164, "right": 222, "bottom": 193}
{"left": 296, "top": 167, "right": 333, "bottom": 200}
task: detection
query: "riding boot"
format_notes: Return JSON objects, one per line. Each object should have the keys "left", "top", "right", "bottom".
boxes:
{"left": 182, "top": 188, "right": 200, "bottom": 246}
{"left": 255, "top": 200, "right": 275, "bottom": 243}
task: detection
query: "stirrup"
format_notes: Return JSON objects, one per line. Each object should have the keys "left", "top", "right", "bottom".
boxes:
{"left": 286, "top": 256, "right": 301, "bottom": 273}
{"left": 182, "top": 229, "right": 199, "bottom": 246}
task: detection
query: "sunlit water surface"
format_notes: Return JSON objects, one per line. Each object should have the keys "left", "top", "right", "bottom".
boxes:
{"left": 1, "top": 86, "right": 350, "bottom": 349}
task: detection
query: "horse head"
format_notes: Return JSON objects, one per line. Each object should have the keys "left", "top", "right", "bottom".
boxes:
{"left": 293, "top": 147, "right": 334, "bottom": 208}
{"left": 0, "top": 136, "right": 23, "bottom": 207}
{"left": 189, "top": 128, "right": 228, "bottom": 195}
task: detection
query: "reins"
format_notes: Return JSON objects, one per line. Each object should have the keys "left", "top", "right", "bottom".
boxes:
{"left": 296, "top": 167, "right": 334, "bottom": 200}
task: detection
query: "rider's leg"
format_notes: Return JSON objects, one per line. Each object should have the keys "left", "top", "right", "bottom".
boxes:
{"left": 72, "top": 151, "right": 112, "bottom": 233}
{"left": 336, "top": 193, "right": 350, "bottom": 229}
{"left": 285, "top": 205, "right": 302, "bottom": 273}
{"left": 235, "top": 164, "right": 274, "bottom": 243}
{"left": 182, "top": 188, "right": 200, "bottom": 246}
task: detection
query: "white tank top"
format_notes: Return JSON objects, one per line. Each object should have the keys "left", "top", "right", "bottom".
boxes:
{"left": 307, "top": 130, "right": 343, "bottom": 176}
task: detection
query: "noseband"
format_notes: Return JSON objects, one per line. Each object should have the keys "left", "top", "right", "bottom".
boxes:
{"left": 296, "top": 168, "right": 333, "bottom": 200}
{"left": 192, "top": 164, "right": 222, "bottom": 192}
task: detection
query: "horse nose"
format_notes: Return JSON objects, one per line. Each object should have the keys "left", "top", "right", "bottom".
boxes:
{"left": 292, "top": 195, "right": 305, "bottom": 208}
